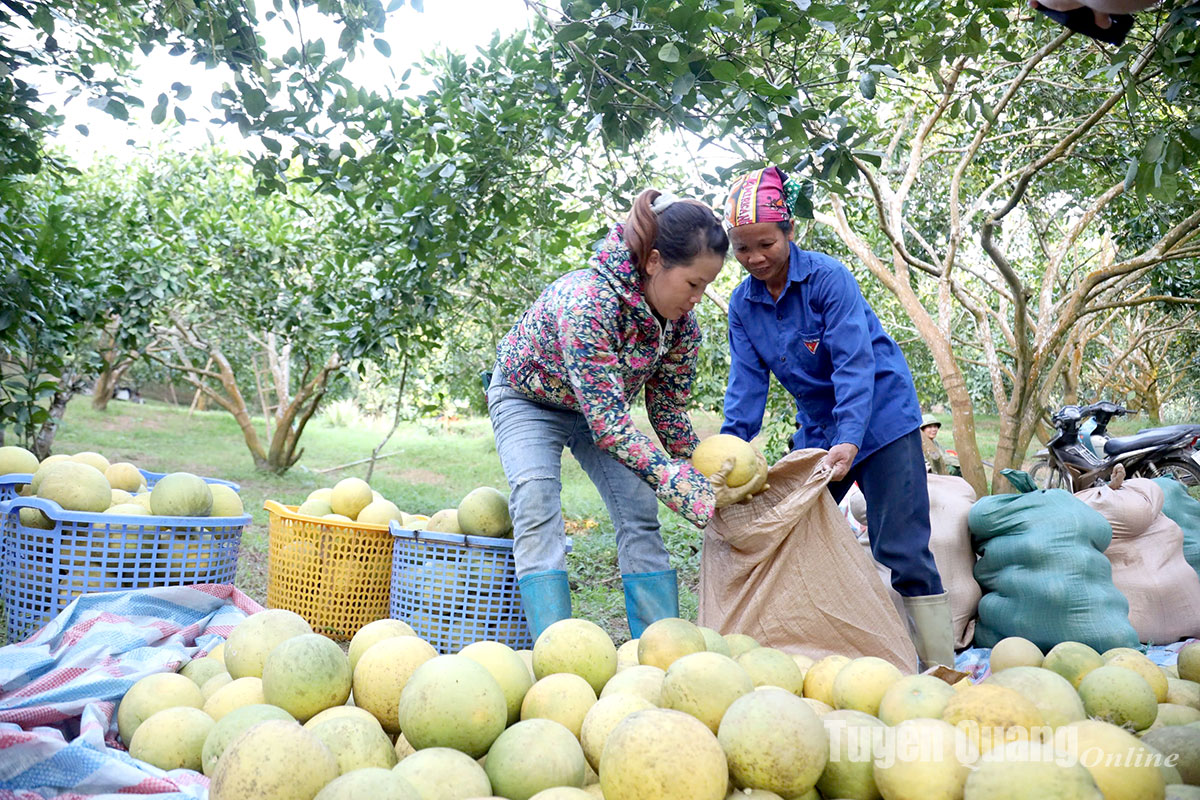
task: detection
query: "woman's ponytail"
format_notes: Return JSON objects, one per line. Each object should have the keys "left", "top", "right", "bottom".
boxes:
{"left": 624, "top": 189, "right": 662, "bottom": 274}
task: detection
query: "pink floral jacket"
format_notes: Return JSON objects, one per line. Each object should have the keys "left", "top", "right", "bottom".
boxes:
{"left": 495, "top": 224, "right": 716, "bottom": 528}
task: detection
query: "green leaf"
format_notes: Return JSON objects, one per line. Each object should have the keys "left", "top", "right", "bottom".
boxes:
{"left": 658, "top": 43, "right": 681, "bottom": 63}
{"left": 1142, "top": 132, "right": 1166, "bottom": 163}
{"left": 374, "top": 39, "right": 391, "bottom": 57}
{"left": 859, "top": 72, "right": 877, "bottom": 100}
{"left": 709, "top": 60, "right": 738, "bottom": 82}
{"left": 151, "top": 94, "right": 168, "bottom": 125}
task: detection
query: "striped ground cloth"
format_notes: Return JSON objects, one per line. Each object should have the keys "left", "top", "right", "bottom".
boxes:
{"left": 0, "top": 585, "right": 261, "bottom": 799}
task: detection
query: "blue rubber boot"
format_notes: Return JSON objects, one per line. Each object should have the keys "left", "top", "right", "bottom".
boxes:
{"left": 622, "top": 569, "right": 679, "bottom": 639}
{"left": 518, "top": 570, "right": 573, "bottom": 642}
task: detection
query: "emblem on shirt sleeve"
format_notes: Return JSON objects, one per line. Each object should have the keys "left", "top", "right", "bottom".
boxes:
{"left": 803, "top": 338, "right": 820, "bottom": 354}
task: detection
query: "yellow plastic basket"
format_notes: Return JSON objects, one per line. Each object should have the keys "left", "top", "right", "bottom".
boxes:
{"left": 264, "top": 500, "right": 395, "bottom": 641}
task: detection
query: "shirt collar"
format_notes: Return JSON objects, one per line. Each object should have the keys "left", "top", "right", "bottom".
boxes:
{"left": 743, "top": 242, "right": 811, "bottom": 304}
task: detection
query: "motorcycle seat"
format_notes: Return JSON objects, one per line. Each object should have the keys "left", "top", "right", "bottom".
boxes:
{"left": 1103, "top": 429, "right": 1188, "bottom": 456}
{"left": 1138, "top": 424, "right": 1200, "bottom": 438}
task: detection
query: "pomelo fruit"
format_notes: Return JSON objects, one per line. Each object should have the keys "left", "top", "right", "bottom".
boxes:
{"left": 203, "top": 676, "right": 266, "bottom": 721}
{"left": 521, "top": 672, "right": 597, "bottom": 739}
{"left": 355, "top": 498, "right": 404, "bottom": 526}
{"left": 201, "top": 672, "right": 233, "bottom": 700}
{"left": 878, "top": 673, "right": 957, "bottom": 725}
{"left": 71, "top": 450, "right": 110, "bottom": 473}
{"left": 616, "top": 638, "right": 639, "bottom": 669}
{"left": 30, "top": 455, "right": 70, "bottom": 493}
{"left": 485, "top": 718, "right": 588, "bottom": 800}
{"left": 208, "top": 484, "right": 244, "bottom": 517}
{"left": 200, "top": 702, "right": 294, "bottom": 776}
{"left": 330, "top": 477, "right": 372, "bottom": 519}
{"left": 698, "top": 626, "right": 732, "bottom": 656}
{"left": 874, "top": 718, "right": 978, "bottom": 800}
{"left": 110, "top": 488, "right": 133, "bottom": 506}
{"left": 424, "top": 508, "right": 461, "bottom": 533}
{"left": 1180, "top": 643, "right": 1200, "bottom": 684}
{"left": 692, "top": 434, "right": 758, "bottom": 487}
{"left": 323, "top": 513, "right": 352, "bottom": 522}
{"left": 580, "top": 693, "right": 655, "bottom": 771}
{"left": 534, "top": 618, "right": 617, "bottom": 695}
{"left": 352, "top": 634, "right": 438, "bottom": 734}
{"left": 832, "top": 656, "right": 904, "bottom": 717}
{"left": 600, "top": 708, "right": 728, "bottom": 800}
{"left": 209, "top": 719, "right": 338, "bottom": 800}
{"left": 37, "top": 461, "right": 111, "bottom": 512}
{"left": 0, "top": 444, "right": 38, "bottom": 475}
{"left": 817, "top": 709, "right": 888, "bottom": 800}
{"left": 1077, "top": 665, "right": 1158, "bottom": 731}
{"left": 180, "top": 656, "right": 228, "bottom": 689}
{"left": 303, "top": 705, "right": 381, "bottom": 731}
{"left": 803, "top": 654, "right": 851, "bottom": 706}
{"left": 224, "top": 608, "right": 313, "bottom": 679}
{"left": 1043, "top": 641, "right": 1105, "bottom": 689}
{"left": 986, "top": 666, "right": 1086, "bottom": 729}
{"left": 128, "top": 706, "right": 214, "bottom": 771}
{"left": 1053, "top": 719, "right": 1166, "bottom": 800}
{"left": 307, "top": 487, "right": 333, "bottom": 503}
{"left": 1153, "top": 703, "right": 1200, "bottom": 728}
{"left": 297, "top": 498, "right": 333, "bottom": 517}
{"left": 314, "top": 768, "right": 419, "bottom": 800}
{"left": 724, "top": 633, "right": 761, "bottom": 658}
{"left": 719, "top": 687, "right": 828, "bottom": 797}
{"left": 106, "top": 462, "right": 144, "bottom": 493}
{"left": 308, "top": 715, "right": 398, "bottom": 773}
{"left": 736, "top": 646, "right": 806, "bottom": 694}
{"left": 392, "top": 747, "right": 492, "bottom": 800}
{"left": 348, "top": 618, "right": 417, "bottom": 673}
{"left": 660, "top": 651, "right": 755, "bottom": 733}
{"left": 942, "top": 683, "right": 1045, "bottom": 754}
{"left": 1168, "top": 678, "right": 1200, "bottom": 711}
{"left": 397, "top": 654, "right": 508, "bottom": 758}
{"left": 262, "top": 633, "right": 352, "bottom": 722}
{"left": 599, "top": 664, "right": 665, "bottom": 705}
{"left": 149, "top": 472, "right": 213, "bottom": 516}
{"left": 1107, "top": 651, "right": 1169, "bottom": 703}
{"left": 1142, "top": 726, "right": 1200, "bottom": 785}
{"left": 990, "top": 637, "right": 1044, "bottom": 672}
{"left": 460, "top": 640, "right": 534, "bottom": 726}
{"left": 458, "top": 486, "right": 513, "bottom": 537}
{"left": 965, "top": 739, "right": 1102, "bottom": 799}
{"left": 117, "top": 672, "right": 204, "bottom": 744}
{"left": 638, "top": 617, "right": 706, "bottom": 671}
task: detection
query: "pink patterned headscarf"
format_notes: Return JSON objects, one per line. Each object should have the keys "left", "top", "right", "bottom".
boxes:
{"left": 724, "top": 166, "right": 801, "bottom": 228}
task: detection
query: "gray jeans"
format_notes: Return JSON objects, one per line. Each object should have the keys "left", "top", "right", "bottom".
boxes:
{"left": 487, "top": 371, "right": 670, "bottom": 579}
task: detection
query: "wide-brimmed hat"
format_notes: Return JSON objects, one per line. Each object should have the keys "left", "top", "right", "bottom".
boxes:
{"left": 920, "top": 414, "right": 941, "bottom": 430}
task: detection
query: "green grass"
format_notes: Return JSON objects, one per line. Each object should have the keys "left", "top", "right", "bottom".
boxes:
{"left": 4, "top": 397, "right": 1088, "bottom": 646}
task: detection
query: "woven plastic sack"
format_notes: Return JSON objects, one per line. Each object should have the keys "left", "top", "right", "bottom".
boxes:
{"left": 1156, "top": 476, "right": 1200, "bottom": 577}
{"left": 844, "top": 476, "right": 980, "bottom": 649}
{"left": 1077, "top": 479, "right": 1200, "bottom": 643}
{"left": 698, "top": 449, "right": 918, "bottom": 672}
{"left": 968, "top": 476, "right": 1138, "bottom": 652}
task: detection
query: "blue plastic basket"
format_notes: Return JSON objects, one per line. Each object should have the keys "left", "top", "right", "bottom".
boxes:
{"left": 0, "top": 473, "right": 32, "bottom": 503}
{"left": 389, "top": 524, "right": 546, "bottom": 653}
{"left": 1, "top": 496, "right": 249, "bottom": 642}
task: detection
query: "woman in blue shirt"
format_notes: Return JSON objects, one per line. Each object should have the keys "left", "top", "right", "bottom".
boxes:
{"left": 720, "top": 166, "right": 954, "bottom": 669}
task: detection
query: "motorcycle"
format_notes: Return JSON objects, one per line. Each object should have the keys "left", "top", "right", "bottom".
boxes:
{"left": 1029, "top": 402, "right": 1200, "bottom": 497}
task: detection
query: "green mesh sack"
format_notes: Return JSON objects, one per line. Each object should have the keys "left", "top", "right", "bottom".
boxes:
{"left": 968, "top": 477, "right": 1138, "bottom": 652}
{"left": 1155, "top": 476, "right": 1200, "bottom": 577}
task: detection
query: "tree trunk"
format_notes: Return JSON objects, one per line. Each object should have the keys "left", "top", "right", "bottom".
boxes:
{"left": 34, "top": 373, "right": 80, "bottom": 459}
{"left": 92, "top": 367, "right": 115, "bottom": 411}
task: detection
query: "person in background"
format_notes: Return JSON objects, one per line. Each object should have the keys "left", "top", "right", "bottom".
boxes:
{"left": 921, "top": 414, "right": 949, "bottom": 475}
{"left": 718, "top": 165, "right": 955, "bottom": 669}
{"left": 489, "top": 189, "right": 762, "bottom": 641}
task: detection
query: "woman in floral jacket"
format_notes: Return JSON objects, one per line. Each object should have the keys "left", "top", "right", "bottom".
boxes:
{"left": 489, "top": 189, "right": 757, "bottom": 639}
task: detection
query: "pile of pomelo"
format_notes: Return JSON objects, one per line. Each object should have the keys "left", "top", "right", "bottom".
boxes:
{"left": 293, "top": 478, "right": 512, "bottom": 538}
{"left": 113, "top": 607, "right": 1200, "bottom": 800}
{"left": 0, "top": 444, "right": 244, "bottom": 528}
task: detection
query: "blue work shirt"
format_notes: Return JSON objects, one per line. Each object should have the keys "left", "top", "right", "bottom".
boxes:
{"left": 721, "top": 243, "right": 923, "bottom": 464}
